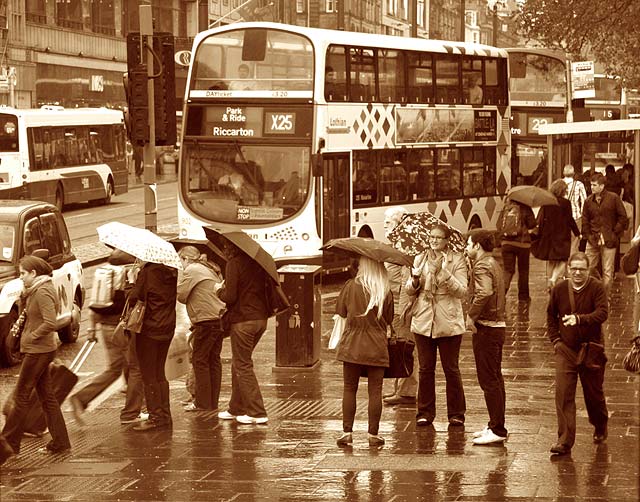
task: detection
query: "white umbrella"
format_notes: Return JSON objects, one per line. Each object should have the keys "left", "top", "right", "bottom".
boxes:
{"left": 97, "top": 222, "right": 183, "bottom": 270}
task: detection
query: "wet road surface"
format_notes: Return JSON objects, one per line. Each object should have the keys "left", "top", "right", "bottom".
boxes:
{"left": 0, "top": 255, "right": 638, "bottom": 501}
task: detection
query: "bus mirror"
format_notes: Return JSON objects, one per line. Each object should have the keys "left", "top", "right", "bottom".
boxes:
{"left": 242, "top": 30, "right": 267, "bottom": 61}
{"left": 311, "top": 153, "right": 323, "bottom": 177}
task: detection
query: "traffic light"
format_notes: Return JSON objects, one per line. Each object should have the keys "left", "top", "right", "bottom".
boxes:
{"left": 125, "top": 33, "right": 149, "bottom": 145}
{"left": 152, "top": 33, "right": 177, "bottom": 147}
{"left": 124, "top": 32, "right": 177, "bottom": 146}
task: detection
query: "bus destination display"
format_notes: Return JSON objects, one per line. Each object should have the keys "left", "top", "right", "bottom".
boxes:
{"left": 199, "top": 106, "right": 311, "bottom": 138}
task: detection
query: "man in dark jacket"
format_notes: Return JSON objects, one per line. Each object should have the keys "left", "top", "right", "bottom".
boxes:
{"left": 465, "top": 229, "right": 507, "bottom": 445}
{"left": 581, "top": 172, "right": 628, "bottom": 298}
{"left": 547, "top": 252, "right": 608, "bottom": 455}
{"left": 499, "top": 200, "right": 537, "bottom": 302}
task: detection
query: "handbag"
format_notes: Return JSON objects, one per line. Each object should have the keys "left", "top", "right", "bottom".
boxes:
{"left": 8, "top": 310, "right": 26, "bottom": 341}
{"left": 125, "top": 300, "right": 146, "bottom": 334}
{"left": 622, "top": 336, "right": 640, "bottom": 374}
{"left": 384, "top": 327, "right": 415, "bottom": 379}
{"left": 329, "top": 314, "right": 345, "bottom": 350}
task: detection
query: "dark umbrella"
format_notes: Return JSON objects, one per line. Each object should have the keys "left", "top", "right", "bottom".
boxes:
{"left": 387, "top": 212, "right": 466, "bottom": 255}
{"left": 321, "top": 237, "right": 413, "bottom": 267}
{"left": 508, "top": 185, "right": 558, "bottom": 207}
{"left": 203, "top": 227, "right": 278, "bottom": 282}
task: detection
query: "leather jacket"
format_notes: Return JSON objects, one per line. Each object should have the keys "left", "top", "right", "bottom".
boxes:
{"left": 468, "top": 254, "right": 506, "bottom": 324}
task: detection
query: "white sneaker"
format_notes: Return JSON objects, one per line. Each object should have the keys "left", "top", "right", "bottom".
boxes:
{"left": 218, "top": 410, "right": 236, "bottom": 420}
{"left": 472, "top": 430, "right": 506, "bottom": 445}
{"left": 473, "top": 426, "right": 490, "bottom": 438}
{"left": 120, "top": 412, "right": 149, "bottom": 425}
{"left": 235, "top": 415, "right": 268, "bottom": 425}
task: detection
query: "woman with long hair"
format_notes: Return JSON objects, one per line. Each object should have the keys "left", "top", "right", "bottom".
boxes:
{"left": 334, "top": 256, "right": 394, "bottom": 447}
{"left": 406, "top": 222, "right": 468, "bottom": 427}
{"left": 533, "top": 178, "right": 580, "bottom": 290}
{"left": 0, "top": 256, "right": 71, "bottom": 464}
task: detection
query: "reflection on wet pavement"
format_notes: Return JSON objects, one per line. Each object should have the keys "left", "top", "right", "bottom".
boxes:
{"left": 0, "top": 260, "right": 638, "bottom": 501}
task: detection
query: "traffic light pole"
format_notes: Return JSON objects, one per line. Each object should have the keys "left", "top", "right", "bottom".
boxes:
{"left": 140, "top": 4, "right": 158, "bottom": 233}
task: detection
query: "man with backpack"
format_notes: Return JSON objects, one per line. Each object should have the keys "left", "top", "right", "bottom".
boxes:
{"left": 69, "top": 249, "right": 147, "bottom": 425}
{"left": 498, "top": 198, "right": 537, "bottom": 302}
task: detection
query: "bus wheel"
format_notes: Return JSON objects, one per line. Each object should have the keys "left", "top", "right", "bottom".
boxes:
{"left": 58, "top": 293, "right": 81, "bottom": 344}
{"left": 55, "top": 185, "right": 64, "bottom": 211}
{"left": 0, "top": 309, "right": 23, "bottom": 366}
{"left": 99, "top": 178, "right": 114, "bottom": 206}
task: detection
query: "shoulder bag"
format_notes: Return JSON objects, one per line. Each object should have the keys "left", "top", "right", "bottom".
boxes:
{"left": 568, "top": 282, "right": 607, "bottom": 370}
{"left": 622, "top": 336, "right": 640, "bottom": 374}
{"left": 384, "top": 325, "right": 415, "bottom": 379}
{"left": 121, "top": 291, "right": 146, "bottom": 335}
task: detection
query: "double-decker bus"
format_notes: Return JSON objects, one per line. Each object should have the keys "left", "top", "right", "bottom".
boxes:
{"left": 506, "top": 48, "right": 568, "bottom": 188}
{"left": 178, "top": 22, "right": 510, "bottom": 269}
{"left": 0, "top": 106, "right": 128, "bottom": 209}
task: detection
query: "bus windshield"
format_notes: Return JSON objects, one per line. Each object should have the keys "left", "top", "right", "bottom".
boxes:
{"left": 0, "top": 114, "right": 19, "bottom": 152}
{"left": 509, "top": 52, "right": 566, "bottom": 104}
{"left": 191, "top": 28, "right": 314, "bottom": 92}
{"left": 182, "top": 142, "right": 310, "bottom": 224}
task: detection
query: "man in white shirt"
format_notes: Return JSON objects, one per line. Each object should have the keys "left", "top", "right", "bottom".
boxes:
{"left": 563, "top": 164, "right": 587, "bottom": 254}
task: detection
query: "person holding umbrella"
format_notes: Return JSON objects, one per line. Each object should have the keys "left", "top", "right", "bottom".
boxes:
{"left": 211, "top": 232, "right": 271, "bottom": 425}
{"left": 405, "top": 222, "right": 468, "bottom": 427}
{"left": 95, "top": 222, "right": 182, "bottom": 432}
{"left": 334, "top": 255, "right": 394, "bottom": 447}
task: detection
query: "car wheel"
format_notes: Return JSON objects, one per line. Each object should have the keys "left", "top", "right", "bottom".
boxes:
{"left": 58, "top": 294, "right": 81, "bottom": 344}
{"left": 55, "top": 185, "right": 64, "bottom": 211}
{"left": 0, "top": 309, "right": 23, "bottom": 366}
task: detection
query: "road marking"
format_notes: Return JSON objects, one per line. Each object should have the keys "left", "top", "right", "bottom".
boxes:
{"left": 65, "top": 212, "right": 92, "bottom": 219}
{"left": 106, "top": 205, "right": 135, "bottom": 211}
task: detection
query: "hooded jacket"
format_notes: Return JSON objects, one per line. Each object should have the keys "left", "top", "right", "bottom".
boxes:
{"left": 20, "top": 276, "right": 59, "bottom": 354}
{"left": 177, "top": 261, "right": 226, "bottom": 324}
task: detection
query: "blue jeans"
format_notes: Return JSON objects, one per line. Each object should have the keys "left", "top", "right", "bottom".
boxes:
{"left": 2, "top": 351, "right": 70, "bottom": 453}
{"left": 585, "top": 243, "right": 616, "bottom": 297}
{"left": 191, "top": 321, "right": 225, "bottom": 410}
{"left": 228, "top": 319, "right": 268, "bottom": 418}
{"left": 472, "top": 324, "right": 507, "bottom": 437}
{"left": 72, "top": 324, "right": 144, "bottom": 422}
{"left": 415, "top": 334, "right": 466, "bottom": 422}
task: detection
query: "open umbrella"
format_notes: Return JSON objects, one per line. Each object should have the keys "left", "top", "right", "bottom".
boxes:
{"left": 387, "top": 212, "right": 466, "bottom": 255}
{"left": 203, "top": 227, "right": 278, "bottom": 282}
{"left": 507, "top": 185, "right": 558, "bottom": 207}
{"left": 321, "top": 237, "right": 413, "bottom": 267}
{"left": 97, "top": 221, "right": 183, "bottom": 270}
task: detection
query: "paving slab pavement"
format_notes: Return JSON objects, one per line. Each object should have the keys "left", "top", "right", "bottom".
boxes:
{"left": 1, "top": 254, "right": 638, "bottom": 501}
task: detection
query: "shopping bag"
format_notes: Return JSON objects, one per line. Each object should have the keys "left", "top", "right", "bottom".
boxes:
{"left": 622, "top": 336, "right": 640, "bottom": 374}
{"left": 165, "top": 332, "right": 190, "bottom": 381}
{"left": 329, "top": 315, "right": 345, "bottom": 350}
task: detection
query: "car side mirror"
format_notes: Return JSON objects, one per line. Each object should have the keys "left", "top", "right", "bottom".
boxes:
{"left": 32, "top": 248, "right": 50, "bottom": 261}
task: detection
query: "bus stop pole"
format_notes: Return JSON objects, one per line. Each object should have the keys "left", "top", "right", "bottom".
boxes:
{"left": 140, "top": 4, "right": 158, "bottom": 233}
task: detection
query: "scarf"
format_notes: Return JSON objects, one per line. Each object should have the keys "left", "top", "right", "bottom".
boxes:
{"left": 21, "top": 275, "right": 53, "bottom": 301}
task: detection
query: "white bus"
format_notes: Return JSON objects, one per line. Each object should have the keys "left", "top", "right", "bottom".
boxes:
{"left": 0, "top": 106, "right": 129, "bottom": 209}
{"left": 177, "top": 22, "right": 510, "bottom": 270}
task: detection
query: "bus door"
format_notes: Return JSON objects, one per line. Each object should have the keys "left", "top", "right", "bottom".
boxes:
{"left": 322, "top": 153, "right": 350, "bottom": 270}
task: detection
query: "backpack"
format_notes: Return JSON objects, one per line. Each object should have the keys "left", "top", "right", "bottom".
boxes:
{"left": 264, "top": 276, "right": 290, "bottom": 318}
{"left": 89, "top": 264, "right": 128, "bottom": 308}
{"left": 498, "top": 200, "right": 522, "bottom": 238}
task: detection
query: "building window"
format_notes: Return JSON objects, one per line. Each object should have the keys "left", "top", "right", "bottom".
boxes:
{"left": 26, "top": 0, "right": 46, "bottom": 23}
{"left": 326, "top": 0, "right": 336, "bottom": 13}
{"left": 56, "top": 0, "right": 83, "bottom": 30}
{"left": 92, "top": 0, "right": 116, "bottom": 36}
{"left": 296, "top": 0, "right": 304, "bottom": 13}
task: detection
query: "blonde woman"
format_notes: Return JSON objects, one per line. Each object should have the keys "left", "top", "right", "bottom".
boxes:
{"left": 177, "top": 246, "right": 226, "bottom": 411}
{"left": 334, "top": 256, "right": 394, "bottom": 447}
